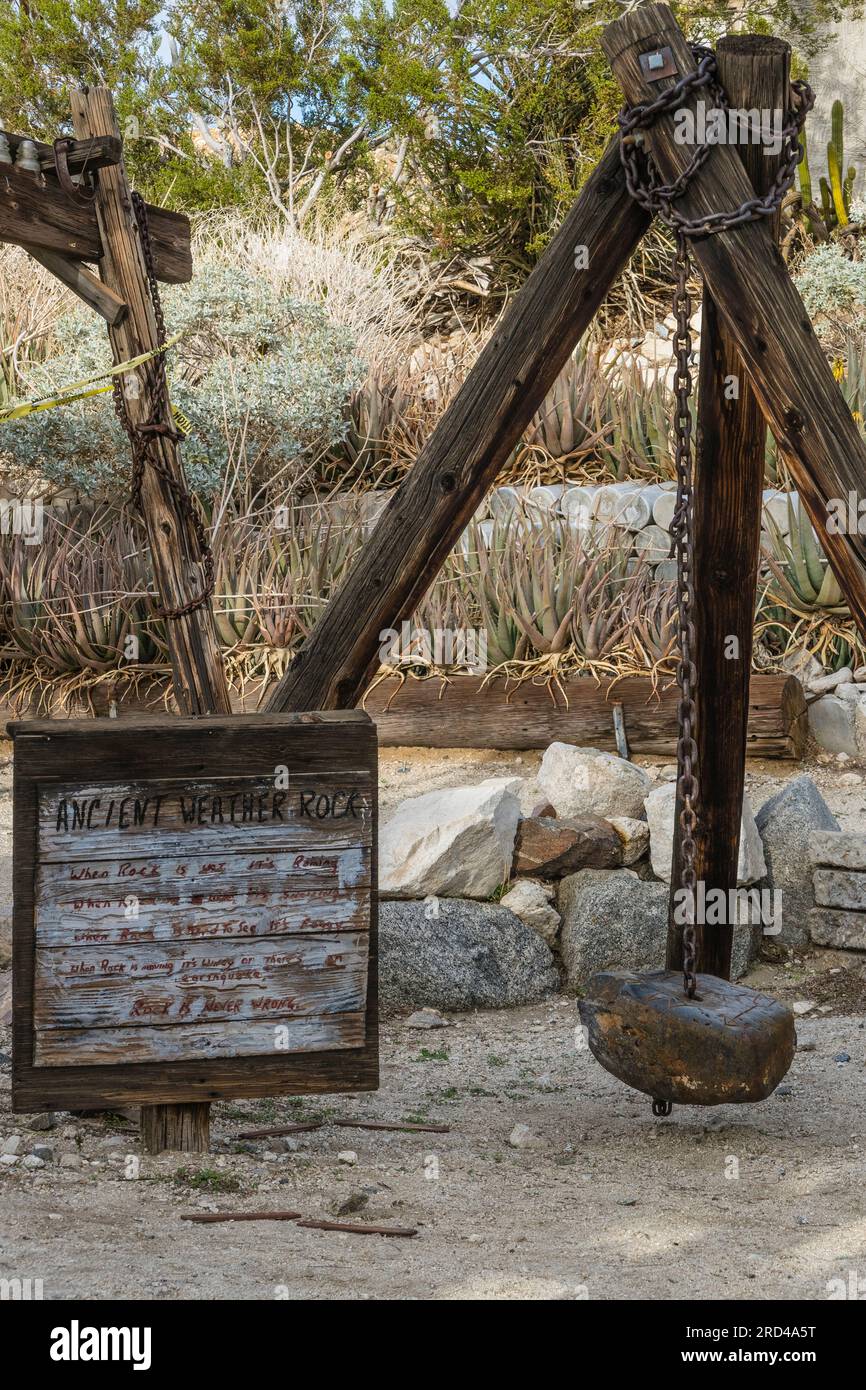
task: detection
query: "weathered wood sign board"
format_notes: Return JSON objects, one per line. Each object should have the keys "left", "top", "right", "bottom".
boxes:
{"left": 10, "top": 713, "right": 378, "bottom": 1111}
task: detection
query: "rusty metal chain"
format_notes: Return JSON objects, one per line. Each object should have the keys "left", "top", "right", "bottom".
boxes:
{"left": 111, "top": 189, "right": 214, "bottom": 621}
{"left": 618, "top": 48, "right": 813, "bottom": 999}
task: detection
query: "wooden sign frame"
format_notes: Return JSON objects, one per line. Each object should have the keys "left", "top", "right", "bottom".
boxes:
{"left": 10, "top": 713, "right": 378, "bottom": 1113}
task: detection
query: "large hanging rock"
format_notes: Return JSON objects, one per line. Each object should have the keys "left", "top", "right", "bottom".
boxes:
{"left": 579, "top": 969, "right": 796, "bottom": 1106}
{"left": 755, "top": 775, "right": 839, "bottom": 945}
{"left": 379, "top": 899, "right": 560, "bottom": 1010}
{"left": 644, "top": 782, "right": 766, "bottom": 886}
{"left": 379, "top": 777, "right": 521, "bottom": 898}
{"left": 538, "top": 744, "right": 651, "bottom": 820}
{"left": 512, "top": 814, "right": 621, "bottom": 878}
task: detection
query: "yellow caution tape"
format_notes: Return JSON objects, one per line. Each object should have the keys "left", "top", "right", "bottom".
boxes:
{"left": 0, "top": 331, "right": 185, "bottom": 424}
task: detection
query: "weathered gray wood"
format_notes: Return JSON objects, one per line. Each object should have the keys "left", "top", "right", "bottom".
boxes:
{"left": 11, "top": 714, "right": 379, "bottom": 1115}
{"left": 602, "top": 4, "right": 866, "bottom": 644}
{"left": 0, "top": 163, "right": 191, "bottom": 281}
{"left": 70, "top": 87, "right": 229, "bottom": 719}
{"left": 667, "top": 35, "right": 790, "bottom": 979}
{"left": 39, "top": 775, "right": 373, "bottom": 859}
{"left": 37, "top": 1012, "right": 366, "bottom": 1068}
{"left": 362, "top": 672, "right": 807, "bottom": 757}
{"left": 265, "top": 134, "right": 651, "bottom": 714}
{"left": 27, "top": 247, "right": 127, "bottom": 324}
{"left": 1, "top": 129, "right": 122, "bottom": 175}
{"left": 141, "top": 1103, "right": 209, "bottom": 1154}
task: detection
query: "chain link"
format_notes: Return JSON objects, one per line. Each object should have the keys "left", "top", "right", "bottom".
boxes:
{"left": 111, "top": 190, "right": 215, "bottom": 622}
{"left": 618, "top": 48, "right": 813, "bottom": 998}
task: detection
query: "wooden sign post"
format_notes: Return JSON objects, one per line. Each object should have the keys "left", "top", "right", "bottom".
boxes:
{"left": 10, "top": 714, "right": 378, "bottom": 1149}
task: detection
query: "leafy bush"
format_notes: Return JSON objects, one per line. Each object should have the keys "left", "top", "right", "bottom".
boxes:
{"left": 0, "top": 263, "right": 364, "bottom": 498}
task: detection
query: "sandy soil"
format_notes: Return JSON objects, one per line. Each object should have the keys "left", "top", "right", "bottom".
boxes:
{"left": 0, "top": 742, "right": 865, "bottom": 1301}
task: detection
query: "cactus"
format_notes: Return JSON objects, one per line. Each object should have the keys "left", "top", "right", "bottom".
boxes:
{"left": 800, "top": 99, "right": 856, "bottom": 237}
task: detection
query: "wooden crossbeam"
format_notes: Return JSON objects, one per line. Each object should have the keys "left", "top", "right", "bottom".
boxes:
{"left": 1, "top": 129, "right": 122, "bottom": 175}
{"left": 266, "top": 135, "right": 651, "bottom": 713}
{"left": 603, "top": 5, "right": 866, "bottom": 646}
{"left": 0, "top": 164, "right": 191, "bottom": 282}
{"left": 27, "top": 248, "right": 127, "bottom": 325}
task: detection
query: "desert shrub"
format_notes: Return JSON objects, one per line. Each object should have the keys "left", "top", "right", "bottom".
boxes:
{"left": 0, "top": 262, "right": 364, "bottom": 499}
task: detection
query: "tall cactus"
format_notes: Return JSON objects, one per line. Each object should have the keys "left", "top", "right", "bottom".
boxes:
{"left": 798, "top": 97, "right": 856, "bottom": 237}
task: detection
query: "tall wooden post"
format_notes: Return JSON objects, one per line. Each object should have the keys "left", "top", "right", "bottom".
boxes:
{"left": 71, "top": 87, "right": 230, "bottom": 1153}
{"left": 667, "top": 37, "right": 790, "bottom": 978}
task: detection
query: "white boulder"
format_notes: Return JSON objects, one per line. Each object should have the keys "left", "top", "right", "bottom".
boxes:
{"left": 538, "top": 744, "right": 651, "bottom": 820}
{"left": 379, "top": 777, "right": 521, "bottom": 899}
{"left": 644, "top": 782, "right": 766, "bottom": 885}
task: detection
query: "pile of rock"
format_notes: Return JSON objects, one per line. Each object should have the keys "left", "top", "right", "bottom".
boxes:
{"left": 805, "top": 665, "right": 866, "bottom": 759}
{"left": 377, "top": 744, "right": 840, "bottom": 1012}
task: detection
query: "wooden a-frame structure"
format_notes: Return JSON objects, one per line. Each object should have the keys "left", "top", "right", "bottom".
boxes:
{"left": 2, "top": 5, "right": 865, "bottom": 1148}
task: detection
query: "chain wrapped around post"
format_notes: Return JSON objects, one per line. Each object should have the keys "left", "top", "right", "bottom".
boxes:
{"left": 617, "top": 46, "right": 813, "bottom": 1001}
{"left": 111, "top": 189, "right": 214, "bottom": 621}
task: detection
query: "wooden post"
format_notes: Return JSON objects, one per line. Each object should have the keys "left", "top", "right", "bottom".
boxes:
{"left": 265, "top": 135, "right": 651, "bottom": 713}
{"left": 667, "top": 36, "right": 790, "bottom": 978}
{"left": 70, "top": 87, "right": 230, "bottom": 1153}
{"left": 602, "top": 5, "right": 866, "bottom": 649}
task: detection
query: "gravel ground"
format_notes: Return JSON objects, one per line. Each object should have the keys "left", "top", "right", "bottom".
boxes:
{"left": 0, "top": 740, "right": 865, "bottom": 1301}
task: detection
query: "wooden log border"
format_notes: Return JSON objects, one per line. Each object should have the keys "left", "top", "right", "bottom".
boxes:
{"left": 0, "top": 672, "right": 806, "bottom": 758}
{"left": 10, "top": 712, "right": 379, "bottom": 1112}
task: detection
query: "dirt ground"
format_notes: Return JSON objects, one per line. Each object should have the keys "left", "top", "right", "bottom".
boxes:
{"left": 1, "top": 742, "right": 865, "bottom": 1301}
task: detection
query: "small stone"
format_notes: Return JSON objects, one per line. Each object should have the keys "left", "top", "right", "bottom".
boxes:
{"left": 98, "top": 1135, "right": 125, "bottom": 1151}
{"left": 379, "top": 777, "right": 521, "bottom": 899}
{"left": 792, "top": 1000, "right": 816, "bottom": 1015}
{"left": 811, "top": 831, "right": 866, "bottom": 870}
{"left": 31, "top": 1144, "right": 53, "bottom": 1163}
{"left": 23, "top": 1154, "right": 45, "bottom": 1169}
{"left": 797, "top": 1039, "right": 817, "bottom": 1052}
{"left": 807, "top": 666, "right": 853, "bottom": 695}
{"left": 335, "top": 1191, "right": 369, "bottom": 1217}
{"left": 834, "top": 1052, "right": 851, "bottom": 1063}
{"left": 854, "top": 666, "right": 866, "bottom": 682}
{"left": 1, "top": 1135, "right": 23, "bottom": 1156}
{"left": 59, "top": 1153, "right": 83, "bottom": 1170}
{"left": 405, "top": 1008, "right": 449, "bottom": 1029}
{"left": 508, "top": 1123, "right": 538, "bottom": 1149}
{"left": 0, "top": 1153, "right": 20, "bottom": 1167}
{"left": 499, "top": 878, "right": 561, "bottom": 946}
{"left": 608, "top": 815, "right": 650, "bottom": 866}
{"left": 813, "top": 868, "right": 866, "bottom": 911}
{"left": 28, "top": 1112, "right": 56, "bottom": 1132}
{"left": 337, "top": 1150, "right": 357, "bottom": 1165}
{"left": 808, "top": 695, "right": 858, "bottom": 757}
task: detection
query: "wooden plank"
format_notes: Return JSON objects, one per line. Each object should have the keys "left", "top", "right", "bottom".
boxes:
{"left": 34, "top": 930, "right": 368, "bottom": 1039}
{"left": 38, "top": 774, "right": 373, "bottom": 859}
{"left": 602, "top": 4, "right": 866, "bottom": 648}
{"left": 265, "top": 134, "right": 652, "bottom": 715}
{"left": 1, "top": 129, "right": 122, "bottom": 175}
{"left": 35, "top": 885, "right": 370, "bottom": 949}
{"left": 667, "top": 36, "right": 790, "bottom": 979}
{"left": 70, "top": 85, "right": 227, "bottom": 732}
{"left": 37, "top": 1012, "right": 366, "bottom": 1068}
{"left": 0, "top": 164, "right": 191, "bottom": 282}
{"left": 361, "top": 673, "right": 807, "bottom": 758}
{"left": 27, "top": 247, "right": 127, "bottom": 324}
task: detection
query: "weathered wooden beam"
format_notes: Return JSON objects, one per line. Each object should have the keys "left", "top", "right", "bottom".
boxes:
{"left": 70, "top": 86, "right": 229, "bottom": 1153}
{"left": 362, "top": 672, "right": 806, "bottom": 758}
{"left": 0, "top": 165, "right": 192, "bottom": 282}
{"left": 2, "top": 129, "right": 122, "bottom": 175}
{"left": 602, "top": 5, "right": 866, "bottom": 649}
{"left": 266, "top": 136, "right": 651, "bottom": 713}
{"left": 27, "top": 247, "right": 127, "bottom": 325}
{"left": 667, "top": 36, "right": 790, "bottom": 979}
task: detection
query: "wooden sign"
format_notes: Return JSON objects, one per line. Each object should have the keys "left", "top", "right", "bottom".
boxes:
{"left": 10, "top": 713, "right": 378, "bottom": 1111}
